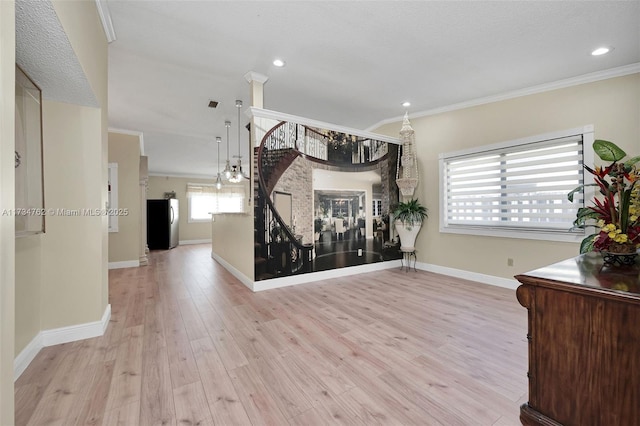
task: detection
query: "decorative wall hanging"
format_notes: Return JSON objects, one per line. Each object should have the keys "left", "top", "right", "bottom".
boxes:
{"left": 15, "top": 65, "right": 45, "bottom": 236}
{"left": 395, "top": 112, "right": 418, "bottom": 198}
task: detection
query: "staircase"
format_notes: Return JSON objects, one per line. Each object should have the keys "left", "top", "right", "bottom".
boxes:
{"left": 253, "top": 119, "right": 390, "bottom": 281}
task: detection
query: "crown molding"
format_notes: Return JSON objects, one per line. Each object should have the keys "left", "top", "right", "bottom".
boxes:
{"left": 95, "top": 0, "right": 116, "bottom": 43}
{"left": 367, "top": 63, "right": 640, "bottom": 131}
{"left": 248, "top": 107, "right": 401, "bottom": 144}
{"left": 244, "top": 71, "right": 269, "bottom": 84}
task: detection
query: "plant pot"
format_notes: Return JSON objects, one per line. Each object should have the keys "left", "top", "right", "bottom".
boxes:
{"left": 395, "top": 220, "right": 422, "bottom": 252}
{"left": 601, "top": 251, "right": 638, "bottom": 267}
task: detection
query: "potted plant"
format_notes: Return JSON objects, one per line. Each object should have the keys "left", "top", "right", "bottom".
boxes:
{"left": 568, "top": 139, "right": 639, "bottom": 265}
{"left": 393, "top": 198, "right": 428, "bottom": 251}
{"left": 314, "top": 218, "right": 323, "bottom": 241}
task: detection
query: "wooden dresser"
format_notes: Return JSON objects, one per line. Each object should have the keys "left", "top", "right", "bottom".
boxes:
{"left": 515, "top": 252, "right": 640, "bottom": 426}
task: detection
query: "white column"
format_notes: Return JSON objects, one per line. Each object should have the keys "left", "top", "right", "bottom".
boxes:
{"left": 139, "top": 156, "right": 148, "bottom": 265}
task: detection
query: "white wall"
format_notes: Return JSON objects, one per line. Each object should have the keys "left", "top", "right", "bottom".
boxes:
{"left": 0, "top": 0, "right": 16, "bottom": 422}
{"left": 108, "top": 131, "right": 141, "bottom": 263}
{"left": 374, "top": 73, "right": 640, "bottom": 279}
{"left": 12, "top": 0, "right": 108, "bottom": 384}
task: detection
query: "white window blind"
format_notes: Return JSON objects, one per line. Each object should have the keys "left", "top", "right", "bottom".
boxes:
{"left": 440, "top": 133, "right": 586, "bottom": 236}
{"left": 187, "top": 183, "right": 245, "bottom": 218}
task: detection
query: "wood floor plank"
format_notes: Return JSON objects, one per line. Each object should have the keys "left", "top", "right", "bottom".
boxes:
{"left": 227, "top": 365, "right": 290, "bottom": 425}
{"left": 139, "top": 348, "right": 176, "bottom": 426}
{"left": 198, "top": 310, "right": 249, "bottom": 371}
{"left": 26, "top": 349, "right": 98, "bottom": 426}
{"left": 190, "top": 337, "right": 251, "bottom": 426}
{"left": 172, "top": 382, "right": 213, "bottom": 426}
{"left": 247, "top": 355, "right": 313, "bottom": 419}
{"left": 176, "top": 298, "right": 209, "bottom": 342}
{"left": 74, "top": 360, "right": 116, "bottom": 426}
{"left": 104, "top": 325, "right": 144, "bottom": 413}
{"left": 16, "top": 245, "right": 528, "bottom": 426}
{"left": 101, "top": 400, "right": 140, "bottom": 426}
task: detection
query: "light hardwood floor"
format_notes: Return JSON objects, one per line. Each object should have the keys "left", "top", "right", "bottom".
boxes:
{"left": 15, "top": 244, "right": 528, "bottom": 425}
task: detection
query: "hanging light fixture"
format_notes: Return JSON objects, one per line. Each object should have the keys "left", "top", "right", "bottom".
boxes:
{"left": 215, "top": 136, "right": 223, "bottom": 189}
{"left": 229, "top": 99, "right": 245, "bottom": 183}
{"left": 223, "top": 120, "right": 232, "bottom": 179}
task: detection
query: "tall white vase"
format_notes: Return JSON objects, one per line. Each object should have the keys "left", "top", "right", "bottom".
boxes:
{"left": 395, "top": 220, "right": 422, "bottom": 252}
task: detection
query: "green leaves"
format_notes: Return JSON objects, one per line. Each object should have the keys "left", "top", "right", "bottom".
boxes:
{"left": 593, "top": 139, "right": 627, "bottom": 162}
{"left": 572, "top": 207, "right": 600, "bottom": 229}
{"left": 625, "top": 155, "right": 640, "bottom": 168}
{"left": 579, "top": 234, "right": 598, "bottom": 254}
{"left": 393, "top": 199, "right": 428, "bottom": 226}
{"left": 567, "top": 184, "right": 597, "bottom": 202}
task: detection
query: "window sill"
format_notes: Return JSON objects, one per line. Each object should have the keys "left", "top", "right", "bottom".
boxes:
{"left": 440, "top": 225, "right": 585, "bottom": 243}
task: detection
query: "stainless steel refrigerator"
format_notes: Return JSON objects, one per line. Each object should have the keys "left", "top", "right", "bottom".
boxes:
{"left": 147, "top": 198, "right": 179, "bottom": 249}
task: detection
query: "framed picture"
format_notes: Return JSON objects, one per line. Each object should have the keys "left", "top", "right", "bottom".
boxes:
{"left": 15, "top": 65, "right": 44, "bottom": 236}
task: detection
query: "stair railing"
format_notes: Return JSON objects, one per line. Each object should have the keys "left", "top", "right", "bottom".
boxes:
{"left": 256, "top": 121, "right": 311, "bottom": 277}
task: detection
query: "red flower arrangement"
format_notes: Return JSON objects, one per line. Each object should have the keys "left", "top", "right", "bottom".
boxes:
{"left": 568, "top": 140, "right": 639, "bottom": 254}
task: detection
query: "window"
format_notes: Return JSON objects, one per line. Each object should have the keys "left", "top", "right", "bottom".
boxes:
{"left": 187, "top": 183, "right": 246, "bottom": 222}
{"left": 439, "top": 126, "right": 594, "bottom": 242}
{"left": 372, "top": 199, "right": 382, "bottom": 217}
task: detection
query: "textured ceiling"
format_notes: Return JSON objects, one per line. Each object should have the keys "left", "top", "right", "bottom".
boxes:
{"left": 106, "top": 1, "right": 640, "bottom": 177}
{"left": 16, "top": 0, "right": 98, "bottom": 107}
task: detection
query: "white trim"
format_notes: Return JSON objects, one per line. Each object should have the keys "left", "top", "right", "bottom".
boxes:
{"left": 252, "top": 260, "right": 402, "bottom": 292}
{"left": 94, "top": 0, "right": 116, "bottom": 43}
{"left": 13, "top": 332, "right": 43, "bottom": 381}
{"left": 14, "top": 304, "right": 111, "bottom": 380}
{"left": 41, "top": 304, "right": 111, "bottom": 347}
{"left": 244, "top": 71, "right": 269, "bottom": 84}
{"left": 108, "top": 260, "right": 140, "bottom": 269}
{"left": 367, "top": 64, "right": 640, "bottom": 131}
{"left": 415, "top": 262, "right": 519, "bottom": 290}
{"left": 247, "top": 107, "right": 401, "bottom": 145}
{"left": 211, "top": 251, "right": 254, "bottom": 291}
{"left": 108, "top": 128, "right": 145, "bottom": 155}
{"left": 438, "top": 226, "right": 585, "bottom": 243}
{"left": 438, "top": 124, "right": 592, "bottom": 160}
{"left": 179, "top": 239, "right": 211, "bottom": 245}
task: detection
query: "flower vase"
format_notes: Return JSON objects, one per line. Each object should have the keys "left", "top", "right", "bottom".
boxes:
{"left": 601, "top": 243, "right": 638, "bottom": 267}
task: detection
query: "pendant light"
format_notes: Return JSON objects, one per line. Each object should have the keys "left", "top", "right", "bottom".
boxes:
{"left": 229, "top": 99, "right": 245, "bottom": 183}
{"left": 215, "top": 136, "right": 222, "bottom": 189}
{"left": 223, "top": 120, "right": 232, "bottom": 179}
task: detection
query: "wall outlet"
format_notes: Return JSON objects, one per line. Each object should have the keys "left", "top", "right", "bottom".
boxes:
{"left": 507, "top": 258, "right": 514, "bottom": 267}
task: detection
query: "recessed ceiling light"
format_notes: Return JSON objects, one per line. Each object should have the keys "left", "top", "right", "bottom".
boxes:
{"left": 273, "top": 59, "right": 286, "bottom": 67}
{"left": 591, "top": 46, "right": 613, "bottom": 56}
{"left": 402, "top": 101, "right": 411, "bottom": 107}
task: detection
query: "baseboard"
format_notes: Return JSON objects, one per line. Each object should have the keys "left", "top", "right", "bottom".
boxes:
{"left": 108, "top": 260, "right": 139, "bottom": 269}
{"left": 210, "top": 251, "right": 254, "bottom": 291}
{"left": 180, "top": 239, "right": 211, "bottom": 245}
{"left": 415, "top": 261, "right": 519, "bottom": 290}
{"left": 252, "top": 260, "right": 402, "bottom": 292}
{"left": 13, "top": 332, "right": 43, "bottom": 381}
{"left": 14, "top": 304, "right": 111, "bottom": 381}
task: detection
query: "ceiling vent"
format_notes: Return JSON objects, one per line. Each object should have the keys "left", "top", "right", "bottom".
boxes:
{"left": 208, "top": 100, "right": 219, "bottom": 108}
